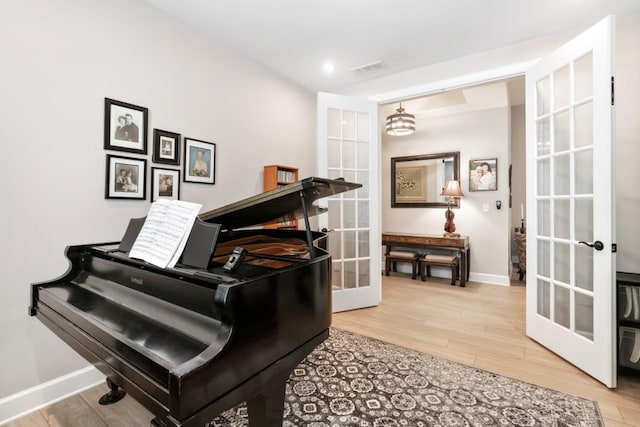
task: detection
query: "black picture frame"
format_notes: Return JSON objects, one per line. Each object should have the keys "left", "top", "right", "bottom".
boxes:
{"left": 151, "top": 167, "right": 180, "bottom": 201}
{"left": 184, "top": 137, "right": 216, "bottom": 184}
{"left": 152, "top": 129, "right": 181, "bottom": 165}
{"left": 105, "top": 154, "right": 146, "bottom": 199}
{"left": 104, "top": 98, "right": 148, "bottom": 154}
{"left": 469, "top": 158, "right": 498, "bottom": 191}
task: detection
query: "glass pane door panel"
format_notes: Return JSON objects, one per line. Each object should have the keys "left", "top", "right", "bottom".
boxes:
{"left": 342, "top": 110, "right": 355, "bottom": 140}
{"left": 537, "top": 159, "right": 551, "bottom": 196}
{"left": 344, "top": 261, "right": 357, "bottom": 288}
{"left": 554, "top": 199, "right": 570, "bottom": 239}
{"left": 358, "top": 201, "right": 369, "bottom": 227}
{"left": 343, "top": 140, "right": 355, "bottom": 168}
{"left": 575, "top": 245, "right": 594, "bottom": 291}
{"left": 575, "top": 292, "right": 594, "bottom": 340}
{"left": 554, "top": 242, "right": 570, "bottom": 284}
{"left": 553, "top": 65, "right": 570, "bottom": 109}
{"left": 328, "top": 139, "right": 341, "bottom": 168}
{"left": 554, "top": 154, "right": 570, "bottom": 195}
{"left": 538, "top": 279, "right": 551, "bottom": 319}
{"left": 538, "top": 240, "right": 551, "bottom": 278}
{"left": 358, "top": 230, "right": 369, "bottom": 257}
{"left": 343, "top": 230, "right": 356, "bottom": 259}
{"left": 538, "top": 199, "right": 551, "bottom": 237}
{"left": 574, "top": 102, "right": 594, "bottom": 148}
{"left": 327, "top": 109, "right": 341, "bottom": 138}
{"left": 358, "top": 260, "right": 369, "bottom": 286}
{"left": 537, "top": 118, "right": 551, "bottom": 156}
{"left": 328, "top": 200, "right": 341, "bottom": 229}
{"left": 332, "top": 262, "right": 342, "bottom": 290}
{"left": 574, "top": 53, "right": 593, "bottom": 101}
{"left": 554, "top": 284, "right": 571, "bottom": 329}
{"left": 574, "top": 198, "right": 593, "bottom": 242}
{"left": 357, "top": 142, "right": 369, "bottom": 169}
{"left": 329, "top": 231, "right": 342, "bottom": 259}
{"left": 343, "top": 200, "right": 356, "bottom": 228}
{"left": 357, "top": 112, "right": 369, "bottom": 142}
{"left": 357, "top": 172, "right": 370, "bottom": 198}
{"left": 554, "top": 111, "right": 570, "bottom": 153}
{"left": 574, "top": 149, "right": 594, "bottom": 194}
{"left": 342, "top": 170, "right": 356, "bottom": 183}
{"left": 537, "top": 76, "right": 551, "bottom": 116}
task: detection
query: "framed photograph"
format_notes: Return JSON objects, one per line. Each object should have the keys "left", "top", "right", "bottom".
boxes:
{"left": 104, "top": 98, "right": 148, "bottom": 154}
{"left": 152, "top": 129, "right": 181, "bottom": 165}
{"left": 151, "top": 167, "right": 180, "bottom": 201}
{"left": 469, "top": 158, "right": 498, "bottom": 191}
{"left": 105, "top": 155, "right": 146, "bottom": 199}
{"left": 184, "top": 138, "right": 216, "bottom": 184}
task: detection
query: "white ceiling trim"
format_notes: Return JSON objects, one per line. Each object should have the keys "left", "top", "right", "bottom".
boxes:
{"left": 369, "top": 59, "right": 540, "bottom": 105}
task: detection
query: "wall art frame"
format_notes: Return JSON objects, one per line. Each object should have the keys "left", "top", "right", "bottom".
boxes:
{"left": 184, "top": 137, "right": 216, "bottom": 184}
{"left": 151, "top": 167, "right": 180, "bottom": 201}
{"left": 469, "top": 157, "right": 498, "bottom": 191}
{"left": 152, "top": 129, "right": 181, "bottom": 165}
{"left": 105, "top": 154, "right": 146, "bottom": 199}
{"left": 104, "top": 98, "right": 148, "bottom": 154}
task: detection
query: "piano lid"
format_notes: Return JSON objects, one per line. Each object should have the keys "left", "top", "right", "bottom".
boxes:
{"left": 199, "top": 177, "right": 361, "bottom": 230}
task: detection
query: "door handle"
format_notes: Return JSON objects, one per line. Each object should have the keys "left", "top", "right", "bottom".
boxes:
{"left": 321, "top": 228, "right": 335, "bottom": 233}
{"left": 578, "top": 240, "right": 604, "bottom": 251}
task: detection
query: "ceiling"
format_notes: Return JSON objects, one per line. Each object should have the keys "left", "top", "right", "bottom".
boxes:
{"left": 145, "top": 0, "right": 640, "bottom": 92}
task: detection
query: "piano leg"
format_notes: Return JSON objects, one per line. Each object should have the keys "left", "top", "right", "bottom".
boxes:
{"left": 246, "top": 378, "right": 287, "bottom": 427}
{"left": 98, "top": 378, "right": 127, "bottom": 405}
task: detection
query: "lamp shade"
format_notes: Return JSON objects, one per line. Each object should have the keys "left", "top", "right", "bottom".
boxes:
{"left": 385, "top": 103, "right": 415, "bottom": 136}
{"left": 440, "top": 180, "right": 464, "bottom": 198}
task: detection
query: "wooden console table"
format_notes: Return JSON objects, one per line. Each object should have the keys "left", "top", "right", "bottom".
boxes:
{"left": 381, "top": 232, "right": 470, "bottom": 286}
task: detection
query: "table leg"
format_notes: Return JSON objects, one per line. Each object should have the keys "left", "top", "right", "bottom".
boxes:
{"left": 459, "top": 250, "right": 467, "bottom": 287}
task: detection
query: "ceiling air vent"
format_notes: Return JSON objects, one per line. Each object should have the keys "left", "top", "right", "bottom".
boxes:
{"left": 349, "top": 60, "right": 386, "bottom": 75}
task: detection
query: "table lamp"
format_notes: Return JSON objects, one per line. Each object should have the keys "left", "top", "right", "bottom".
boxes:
{"left": 440, "top": 180, "right": 464, "bottom": 237}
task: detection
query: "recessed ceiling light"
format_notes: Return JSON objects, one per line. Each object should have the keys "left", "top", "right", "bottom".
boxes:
{"left": 323, "top": 62, "right": 335, "bottom": 73}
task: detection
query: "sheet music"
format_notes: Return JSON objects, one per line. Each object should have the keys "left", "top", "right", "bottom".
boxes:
{"left": 129, "top": 199, "right": 202, "bottom": 269}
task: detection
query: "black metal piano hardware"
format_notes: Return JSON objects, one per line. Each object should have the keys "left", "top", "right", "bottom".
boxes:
{"left": 29, "top": 177, "right": 361, "bottom": 427}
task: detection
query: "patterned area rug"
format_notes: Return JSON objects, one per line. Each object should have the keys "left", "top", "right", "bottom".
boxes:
{"left": 210, "top": 328, "right": 602, "bottom": 426}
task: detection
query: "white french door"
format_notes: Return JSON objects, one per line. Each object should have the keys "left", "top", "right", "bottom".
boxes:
{"left": 317, "top": 92, "right": 381, "bottom": 312}
{"left": 525, "top": 16, "right": 616, "bottom": 387}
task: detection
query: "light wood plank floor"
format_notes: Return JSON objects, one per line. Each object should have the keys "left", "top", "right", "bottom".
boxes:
{"left": 6, "top": 275, "right": 640, "bottom": 426}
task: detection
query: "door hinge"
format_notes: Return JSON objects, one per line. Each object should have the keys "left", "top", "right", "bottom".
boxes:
{"left": 611, "top": 76, "right": 615, "bottom": 106}
{"left": 612, "top": 243, "right": 617, "bottom": 253}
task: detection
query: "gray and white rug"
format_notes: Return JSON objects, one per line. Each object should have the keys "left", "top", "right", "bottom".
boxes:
{"left": 211, "top": 328, "right": 602, "bottom": 426}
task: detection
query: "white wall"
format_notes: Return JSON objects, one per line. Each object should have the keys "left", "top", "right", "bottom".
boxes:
{"left": 510, "top": 105, "right": 526, "bottom": 259}
{"left": 383, "top": 106, "right": 511, "bottom": 283}
{"left": 0, "top": 0, "right": 315, "bottom": 407}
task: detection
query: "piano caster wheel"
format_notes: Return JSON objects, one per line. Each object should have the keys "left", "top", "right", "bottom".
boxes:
{"left": 99, "top": 378, "right": 126, "bottom": 405}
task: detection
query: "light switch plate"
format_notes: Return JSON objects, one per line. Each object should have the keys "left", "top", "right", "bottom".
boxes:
{"left": 482, "top": 203, "right": 490, "bottom": 212}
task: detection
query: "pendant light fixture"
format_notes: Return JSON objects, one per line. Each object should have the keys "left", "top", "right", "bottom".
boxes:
{"left": 385, "top": 102, "right": 415, "bottom": 136}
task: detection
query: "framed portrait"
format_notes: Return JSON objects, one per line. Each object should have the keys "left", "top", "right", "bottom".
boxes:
{"left": 105, "top": 154, "right": 146, "bottom": 199}
{"left": 104, "top": 98, "right": 148, "bottom": 154}
{"left": 469, "top": 158, "right": 498, "bottom": 191}
{"left": 151, "top": 167, "right": 180, "bottom": 201}
{"left": 184, "top": 138, "right": 216, "bottom": 184}
{"left": 152, "top": 129, "right": 181, "bottom": 165}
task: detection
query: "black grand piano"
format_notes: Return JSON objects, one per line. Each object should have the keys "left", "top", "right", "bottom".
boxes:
{"left": 29, "top": 177, "right": 360, "bottom": 426}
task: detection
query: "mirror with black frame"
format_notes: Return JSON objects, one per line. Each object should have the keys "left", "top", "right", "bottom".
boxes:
{"left": 391, "top": 151, "right": 460, "bottom": 208}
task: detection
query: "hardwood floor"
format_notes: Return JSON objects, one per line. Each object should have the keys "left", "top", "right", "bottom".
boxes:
{"left": 6, "top": 275, "right": 640, "bottom": 426}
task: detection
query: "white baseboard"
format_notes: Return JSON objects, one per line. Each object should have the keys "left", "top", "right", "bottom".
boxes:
{"left": 0, "top": 366, "right": 103, "bottom": 425}
{"left": 469, "top": 272, "right": 511, "bottom": 286}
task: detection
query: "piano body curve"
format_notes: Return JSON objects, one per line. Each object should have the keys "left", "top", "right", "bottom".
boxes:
{"left": 29, "top": 177, "right": 361, "bottom": 426}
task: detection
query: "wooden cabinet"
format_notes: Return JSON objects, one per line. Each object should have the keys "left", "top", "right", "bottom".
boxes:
{"left": 263, "top": 165, "right": 299, "bottom": 229}
{"left": 618, "top": 272, "right": 640, "bottom": 374}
